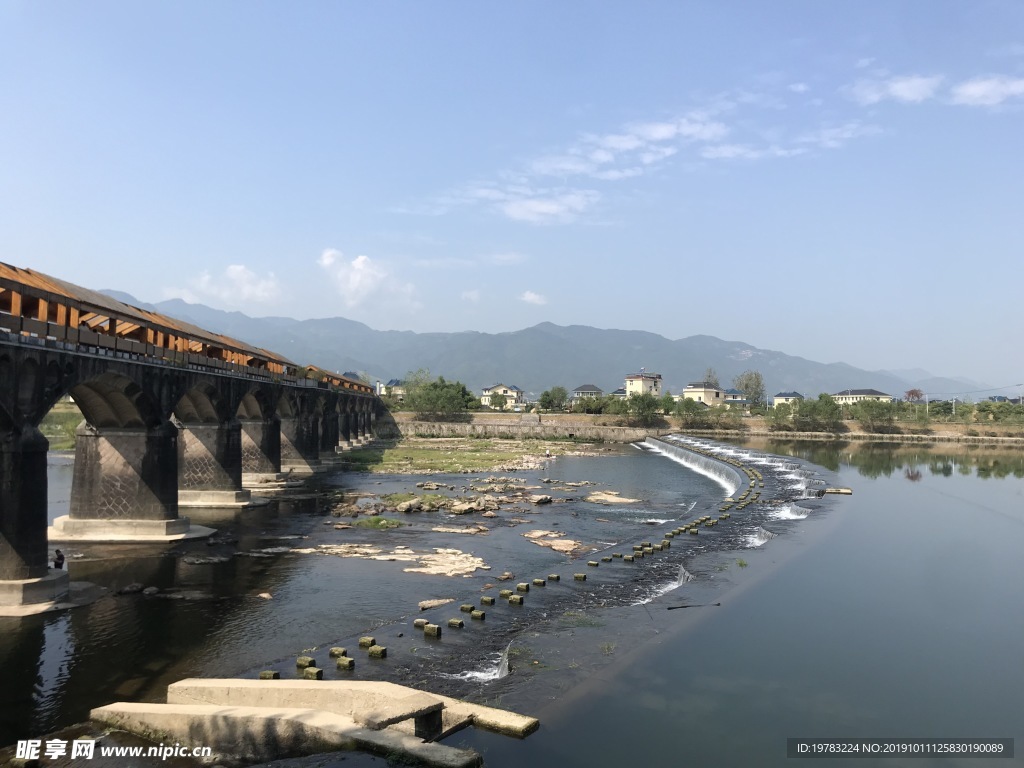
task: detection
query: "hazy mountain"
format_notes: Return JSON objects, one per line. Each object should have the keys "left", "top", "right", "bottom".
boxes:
{"left": 100, "top": 291, "right": 980, "bottom": 399}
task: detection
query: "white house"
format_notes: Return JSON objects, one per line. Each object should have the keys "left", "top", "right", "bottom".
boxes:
{"left": 481, "top": 383, "right": 527, "bottom": 410}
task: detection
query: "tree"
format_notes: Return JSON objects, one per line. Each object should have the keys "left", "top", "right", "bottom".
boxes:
{"left": 767, "top": 402, "right": 792, "bottom": 431}
{"left": 905, "top": 388, "right": 924, "bottom": 402}
{"left": 659, "top": 393, "right": 676, "bottom": 415}
{"left": 628, "top": 392, "right": 661, "bottom": 426}
{"left": 538, "top": 386, "right": 568, "bottom": 411}
{"left": 852, "top": 399, "right": 897, "bottom": 433}
{"left": 405, "top": 372, "right": 477, "bottom": 419}
{"left": 676, "top": 397, "right": 710, "bottom": 428}
{"left": 732, "top": 370, "right": 765, "bottom": 407}
{"left": 703, "top": 367, "right": 720, "bottom": 388}
{"left": 489, "top": 392, "right": 507, "bottom": 411}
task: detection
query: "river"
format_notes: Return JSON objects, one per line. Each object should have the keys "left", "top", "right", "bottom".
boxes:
{"left": 2, "top": 438, "right": 1022, "bottom": 767}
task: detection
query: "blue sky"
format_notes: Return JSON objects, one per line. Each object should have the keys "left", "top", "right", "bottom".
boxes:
{"left": 2, "top": 1, "right": 1022, "bottom": 391}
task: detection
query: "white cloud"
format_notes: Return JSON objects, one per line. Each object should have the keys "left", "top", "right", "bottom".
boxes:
{"left": 855, "top": 57, "right": 876, "bottom": 69}
{"left": 701, "top": 144, "right": 761, "bottom": 160}
{"left": 849, "top": 74, "right": 943, "bottom": 105}
{"left": 593, "top": 167, "right": 644, "bottom": 180}
{"left": 798, "top": 121, "right": 881, "bottom": 149}
{"left": 499, "top": 190, "right": 599, "bottom": 224}
{"left": 488, "top": 252, "right": 527, "bottom": 265}
{"left": 519, "top": 291, "right": 547, "bottom": 305}
{"left": 788, "top": 82, "right": 810, "bottom": 93}
{"left": 461, "top": 289, "right": 481, "bottom": 303}
{"left": 187, "top": 264, "right": 281, "bottom": 305}
{"left": 950, "top": 75, "right": 1024, "bottom": 106}
{"left": 317, "top": 249, "right": 415, "bottom": 308}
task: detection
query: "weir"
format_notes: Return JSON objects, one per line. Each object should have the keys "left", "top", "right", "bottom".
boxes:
{"left": 644, "top": 436, "right": 743, "bottom": 496}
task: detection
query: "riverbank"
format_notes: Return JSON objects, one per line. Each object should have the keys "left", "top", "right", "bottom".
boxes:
{"left": 381, "top": 412, "right": 1024, "bottom": 447}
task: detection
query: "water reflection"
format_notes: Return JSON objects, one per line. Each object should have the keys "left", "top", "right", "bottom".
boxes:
{"left": 725, "top": 438, "right": 1024, "bottom": 480}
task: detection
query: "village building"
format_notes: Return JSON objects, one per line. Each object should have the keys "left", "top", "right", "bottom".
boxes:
{"left": 832, "top": 388, "right": 894, "bottom": 405}
{"left": 624, "top": 371, "right": 662, "bottom": 397}
{"left": 772, "top": 391, "right": 805, "bottom": 408}
{"left": 679, "top": 381, "right": 724, "bottom": 404}
{"left": 481, "top": 383, "right": 527, "bottom": 410}
{"left": 570, "top": 384, "right": 604, "bottom": 405}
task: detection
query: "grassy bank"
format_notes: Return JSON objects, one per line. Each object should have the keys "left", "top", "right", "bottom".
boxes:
{"left": 341, "top": 436, "right": 608, "bottom": 473}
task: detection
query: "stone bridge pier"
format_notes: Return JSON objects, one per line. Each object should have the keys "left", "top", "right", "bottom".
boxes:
{"left": 177, "top": 418, "right": 251, "bottom": 506}
{"left": 280, "top": 399, "right": 321, "bottom": 474}
{"left": 240, "top": 415, "right": 282, "bottom": 483}
{"left": 0, "top": 423, "right": 67, "bottom": 611}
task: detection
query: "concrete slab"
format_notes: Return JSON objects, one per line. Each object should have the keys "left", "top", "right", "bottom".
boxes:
{"left": 48, "top": 514, "right": 216, "bottom": 542}
{"left": 0, "top": 578, "right": 106, "bottom": 617}
{"left": 178, "top": 489, "right": 257, "bottom": 508}
{"left": 90, "top": 702, "right": 481, "bottom": 768}
{"left": 167, "top": 679, "right": 539, "bottom": 738}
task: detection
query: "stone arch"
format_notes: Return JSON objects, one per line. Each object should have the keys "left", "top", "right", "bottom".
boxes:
{"left": 174, "top": 382, "right": 229, "bottom": 424}
{"left": 70, "top": 371, "right": 161, "bottom": 429}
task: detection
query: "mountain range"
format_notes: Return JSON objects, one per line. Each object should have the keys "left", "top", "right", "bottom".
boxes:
{"left": 101, "top": 290, "right": 986, "bottom": 401}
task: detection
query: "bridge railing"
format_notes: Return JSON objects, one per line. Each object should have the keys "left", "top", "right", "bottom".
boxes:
{"left": 0, "top": 326, "right": 373, "bottom": 395}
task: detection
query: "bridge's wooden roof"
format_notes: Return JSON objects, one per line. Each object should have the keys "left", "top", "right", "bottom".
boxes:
{"left": 1, "top": 261, "right": 297, "bottom": 366}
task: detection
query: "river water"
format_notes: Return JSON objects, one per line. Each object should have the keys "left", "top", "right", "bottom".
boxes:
{"left": 2, "top": 439, "right": 1022, "bottom": 767}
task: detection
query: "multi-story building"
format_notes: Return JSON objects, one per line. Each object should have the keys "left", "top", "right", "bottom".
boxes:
{"left": 832, "top": 388, "right": 894, "bottom": 405}
{"left": 481, "top": 383, "right": 527, "bottom": 410}
{"left": 624, "top": 371, "right": 662, "bottom": 397}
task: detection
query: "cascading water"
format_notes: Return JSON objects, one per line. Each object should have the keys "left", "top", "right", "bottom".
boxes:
{"left": 747, "top": 526, "right": 778, "bottom": 547}
{"left": 644, "top": 437, "right": 743, "bottom": 497}
{"left": 770, "top": 503, "right": 812, "bottom": 520}
{"left": 677, "top": 564, "right": 695, "bottom": 585}
{"left": 443, "top": 640, "right": 512, "bottom": 682}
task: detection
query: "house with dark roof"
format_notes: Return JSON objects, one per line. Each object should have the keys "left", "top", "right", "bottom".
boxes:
{"left": 624, "top": 371, "right": 662, "bottom": 397}
{"left": 570, "top": 384, "right": 604, "bottom": 404}
{"left": 832, "top": 388, "right": 893, "bottom": 405}
{"left": 722, "top": 388, "right": 749, "bottom": 410}
{"left": 377, "top": 378, "right": 407, "bottom": 401}
{"left": 610, "top": 387, "right": 627, "bottom": 399}
{"left": 481, "top": 383, "right": 526, "bottom": 410}
{"left": 680, "top": 381, "right": 723, "bottom": 404}
{"left": 772, "top": 391, "right": 805, "bottom": 408}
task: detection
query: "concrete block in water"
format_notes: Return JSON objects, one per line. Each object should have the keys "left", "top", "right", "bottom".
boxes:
{"left": 612, "top": 553, "right": 623, "bottom": 558}
{"left": 653, "top": 544, "right": 663, "bottom": 551}
{"left": 259, "top": 671, "right": 279, "bottom": 680}
{"left": 643, "top": 547, "right": 654, "bottom": 555}
{"left": 689, "top": 528, "right": 699, "bottom": 535}
{"left": 471, "top": 610, "right": 485, "bottom": 620}
{"left": 632, "top": 545, "right": 644, "bottom": 551}
{"left": 368, "top": 645, "right": 387, "bottom": 659}
{"left": 574, "top": 573, "right": 587, "bottom": 581}
{"left": 447, "top": 618, "right": 464, "bottom": 629}
{"left": 424, "top": 623, "right": 442, "bottom": 638}
{"left": 329, "top": 647, "right": 348, "bottom": 658}
{"left": 508, "top": 595, "right": 524, "bottom": 605}
{"left": 664, "top": 532, "right": 674, "bottom": 539}
{"left": 296, "top": 656, "right": 315, "bottom": 668}
{"left": 661, "top": 540, "right": 671, "bottom": 549}
{"left": 358, "top": 636, "right": 375, "bottom": 649}
{"left": 481, "top": 596, "right": 496, "bottom": 606}
{"left": 623, "top": 555, "right": 635, "bottom": 562}
{"left": 336, "top": 657, "right": 355, "bottom": 670}
{"left": 302, "top": 667, "right": 323, "bottom": 680}
{"left": 516, "top": 583, "right": 530, "bottom": 593}
{"left": 587, "top": 561, "right": 599, "bottom": 567}
{"left": 460, "top": 603, "right": 474, "bottom": 613}
{"left": 641, "top": 541, "right": 652, "bottom": 548}
{"left": 413, "top": 618, "right": 428, "bottom": 629}
{"left": 499, "top": 589, "right": 513, "bottom": 599}
{"left": 548, "top": 574, "right": 560, "bottom": 581}
{"left": 634, "top": 550, "right": 645, "bottom": 558}
{"left": 532, "top": 578, "right": 546, "bottom": 586}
